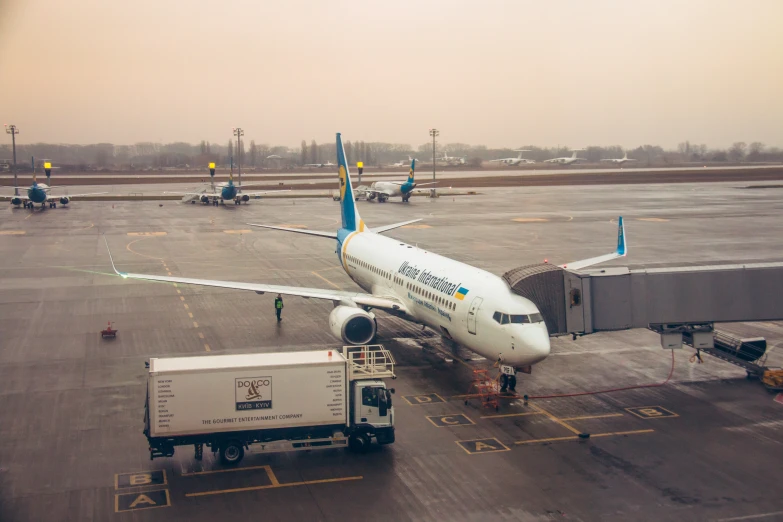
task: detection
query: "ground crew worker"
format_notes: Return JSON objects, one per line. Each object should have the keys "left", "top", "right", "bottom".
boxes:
{"left": 275, "top": 294, "right": 284, "bottom": 322}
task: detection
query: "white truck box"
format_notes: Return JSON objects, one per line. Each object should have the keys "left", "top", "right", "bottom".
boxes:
{"left": 148, "top": 350, "right": 347, "bottom": 438}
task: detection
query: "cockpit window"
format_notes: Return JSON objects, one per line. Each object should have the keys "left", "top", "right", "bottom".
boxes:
{"left": 495, "top": 312, "right": 545, "bottom": 324}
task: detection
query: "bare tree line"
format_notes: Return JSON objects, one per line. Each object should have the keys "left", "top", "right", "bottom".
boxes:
{"left": 1, "top": 138, "right": 780, "bottom": 171}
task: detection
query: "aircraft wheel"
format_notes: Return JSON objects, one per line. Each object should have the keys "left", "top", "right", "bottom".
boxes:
{"left": 499, "top": 374, "right": 509, "bottom": 393}
{"left": 508, "top": 375, "right": 517, "bottom": 392}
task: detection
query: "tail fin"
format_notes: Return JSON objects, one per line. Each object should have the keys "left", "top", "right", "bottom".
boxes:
{"left": 571, "top": 151, "right": 577, "bottom": 159}
{"left": 336, "top": 133, "right": 366, "bottom": 232}
{"left": 622, "top": 151, "right": 628, "bottom": 160}
{"left": 407, "top": 158, "right": 416, "bottom": 183}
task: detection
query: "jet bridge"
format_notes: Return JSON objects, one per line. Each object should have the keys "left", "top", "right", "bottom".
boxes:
{"left": 503, "top": 261, "right": 783, "bottom": 375}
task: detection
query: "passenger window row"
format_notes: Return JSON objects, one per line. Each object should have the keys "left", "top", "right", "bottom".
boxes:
{"left": 406, "top": 281, "right": 456, "bottom": 311}
{"left": 492, "top": 311, "right": 544, "bottom": 325}
{"left": 346, "top": 254, "right": 457, "bottom": 311}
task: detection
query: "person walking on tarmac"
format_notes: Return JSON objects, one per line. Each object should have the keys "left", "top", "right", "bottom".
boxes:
{"left": 275, "top": 294, "right": 284, "bottom": 322}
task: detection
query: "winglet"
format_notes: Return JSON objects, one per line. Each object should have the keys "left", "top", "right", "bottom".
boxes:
{"left": 103, "top": 236, "right": 128, "bottom": 278}
{"left": 616, "top": 216, "right": 627, "bottom": 256}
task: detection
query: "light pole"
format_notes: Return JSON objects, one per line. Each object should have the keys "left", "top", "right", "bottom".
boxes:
{"left": 233, "top": 127, "right": 244, "bottom": 189}
{"left": 5, "top": 124, "right": 19, "bottom": 165}
{"left": 429, "top": 128, "right": 439, "bottom": 181}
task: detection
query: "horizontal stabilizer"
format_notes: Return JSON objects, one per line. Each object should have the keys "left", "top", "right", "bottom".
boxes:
{"left": 561, "top": 216, "right": 627, "bottom": 271}
{"left": 247, "top": 223, "right": 337, "bottom": 239}
{"left": 372, "top": 219, "right": 422, "bottom": 234}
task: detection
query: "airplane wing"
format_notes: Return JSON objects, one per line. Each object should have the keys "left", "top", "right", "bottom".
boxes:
{"left": 560, "top": 216, "right": 627, "bottom": 271}
{"left": 239, "top": 189, "right": 291, "bottom": 197}
{"left": 164, "top": 191, "right": 217, "bottom": 197}
{"left": 0, "top": 193, "right": 29, "bottom": 200}
{"left": 371, "top": 219, "right": 422, "bottom": 233}
{"left": 55, "top": 192, "right": 108, "bottom": 198}
{"left": 103, "top": 237, "right": 409, "bottom": 314}
{"left": 247, "top": 223, "right": 337, "bottom": 239}
{"left": 412, "top": 182, "right": 438, "bottom": 187}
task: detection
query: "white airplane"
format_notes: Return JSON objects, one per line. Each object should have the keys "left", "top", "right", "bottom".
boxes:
{"left": 166, "top": 170, "right": 288, "bottom": 206}
{"left": 1, "top": 170, "right": 106, "bottom": 209}
{"left": 105, "top": 133, "right": 628, "bottom": 393}
{"left": 601, "top": 151, "right": 636, "bottom": 165}
{"left": 489, "top": 150, "right": 536, "bottom": 166}
{"left": 545, "top": 150, "right": 585, "bottom": 165}
{"left": 304, "top": 161, "right": 336, "bottom": 168}
{"left": 389, "top": 156, "right": 415, "bottom": 168}
{"left": 440, "top": 152, "right": 466, "bottom": 165}
{"left": 356, "top": 158, "right": 437, "bottom": 203}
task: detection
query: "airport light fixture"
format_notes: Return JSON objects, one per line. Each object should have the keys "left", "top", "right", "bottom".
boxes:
{"left": 232, "top": 127, "right": 244, "bottom": 187}
{"left": 429, "top": 128, "right": 439, "bottom": 198}
{"left": 4, "top": 124, "right": 19, "bottom": 165}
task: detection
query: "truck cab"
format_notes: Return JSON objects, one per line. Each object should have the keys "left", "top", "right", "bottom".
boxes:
{"left": 351, "top": 379, "right": 394, "bottom": 446}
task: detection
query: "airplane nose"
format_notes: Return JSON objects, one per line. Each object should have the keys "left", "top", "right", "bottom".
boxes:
{"left": 517, "top": 323, "right": 551, "bottom": 365}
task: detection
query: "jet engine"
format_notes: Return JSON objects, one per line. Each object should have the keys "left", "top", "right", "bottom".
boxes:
{"left": 329, "top": 306, "right": 376, "bottom": 345}
{"left": 59, "top": 197, "right": 70, "bottom": 205}
{"left": 200, "top": 195, "right": 209, "bottom": 203}
{"left": 11, "top": 197, "right": 22, "bottom": 206}
{"left": 241, "top": 194, "right": 250, "bottom": 202}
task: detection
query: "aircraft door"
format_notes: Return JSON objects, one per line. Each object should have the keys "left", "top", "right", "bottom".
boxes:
{"left": 467, "top": 297, "right": 483, "bottom": 335}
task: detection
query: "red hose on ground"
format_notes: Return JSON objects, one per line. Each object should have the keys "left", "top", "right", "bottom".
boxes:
{"left": 526, "top": 349, "right": 676, "bottom": 400}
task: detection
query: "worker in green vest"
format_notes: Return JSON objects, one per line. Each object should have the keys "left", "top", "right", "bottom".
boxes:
{"left": 275, "top": 294, "right": 284, "bottom": 322}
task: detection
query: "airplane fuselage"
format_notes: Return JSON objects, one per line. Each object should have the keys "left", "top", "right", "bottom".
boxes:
{"left": 336, "top": 231, "right": 550, "bottom": 368}
{"left": 370, "top": 181, "right": 414, "bottom": 199}
{"left": 27, "top": 183, "right": 50, "bottom": 204}
{"left": 219, "top": 182, "right": 239, "bottom": 201}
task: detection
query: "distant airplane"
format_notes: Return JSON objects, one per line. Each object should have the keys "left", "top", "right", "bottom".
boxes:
{"left": 440, "top": 152, "right": 466, "bottom": 166}
{"left": 545, "top": 150, "right": 586, "bottom": 165}
{"left": 166, "top": 169, "right": 288, "bottom": 206}
{"left": 489, "top": 150, "right": 536, "bottom": 166}
{"left": 357, "top": 158, "right": 437, "bottom": 203}
{"left": 0, "top": 168, "right": 106, "bottom": 209}
{"left": 389, "top": 156, "right": 415, "bottom": 168}
{"left": 600, "top": 151, "right": 636, "bottom": 165}
{"left": 304, "top": 161, "right": 336, "bottom": 168}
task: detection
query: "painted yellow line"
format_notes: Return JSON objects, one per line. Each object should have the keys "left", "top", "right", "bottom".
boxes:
{"left": 125, "top": 238, "right": 165, "bottom": 261}
{"left": 183, "top": 303, "right": 189, "bottom": 310}
{"left": 481, "top": 411, "right": 544, "bottom": 419}
{"left": 198, "top": 332, "right": 205, "bottom": 339}
{"left": 0, "top": 230, "right": 26, "bottom": 235}
{"left": 204, "top": 344, "right": 211, "bottom": 352}
{"left": 559, "top": 413, "right": 625, "bottom": 422}
{"left": 311, "top": 271, "right": 341, "bottom": 290}
{"left": 167, "top": 272, "right": 172, "bottom": 276}
{"left": 176, "top": 289, "right": 181, "bottom": 294}
{"left": 181, "top": 464, "right": 272, "bottom": 477}
{"left": 589, "top": 429, "right": 654, "bottom": 438}
{"left": 513, "top": 218, "right": 548, "bottom": 223}
{"left": 223, "top": 229, "right": 252, "bottom": 234}
{"left": 185, "top": 476, "right": 363, "bottom": 497}
{"left": 531, "top": 405, "right": 581, "bottom": 435}
{"left": 515, "top": 429, "right": 654, "bottom": 445}
{"left": 193, "top": 321, "right": 199, "bottom": 328}
{"left": 516, "top": 435, "right": 580, "bottom": 445}
{"left": 127, "top": 232, "right": 167, "bottom": 236}
{"left": 279, "top": 224, "right": 307, "bottom": 229}
{"left": 188, "top": 312, "right": 194, "bottom": 319}
{"left": 180, "top": 296, "right": 185, "bottom": 301}
{"left": 402, "top": 224, "right": 432, "bottom": 229}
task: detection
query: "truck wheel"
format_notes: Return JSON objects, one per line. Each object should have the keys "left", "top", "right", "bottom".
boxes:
{"left": 349, "top": 433, "right": 370, "bottom": 453}
{"left": 219, "top": 440, "right": 244, "bottom": 465}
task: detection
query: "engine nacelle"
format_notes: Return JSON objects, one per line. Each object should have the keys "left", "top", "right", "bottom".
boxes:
{"left": 329, "top": 306, "right": 376, "bottom": 345}
{"left": 59, "top": 197, "right": 70, "bottom": 205}
{"left": 200, "top": 195, "right": 209, "bottom": 203}
{"left": 241, "top": 194, "right": 250, "bottom": 202}
{"left": 11, "top": 197, "right": 22, "bottom": 206}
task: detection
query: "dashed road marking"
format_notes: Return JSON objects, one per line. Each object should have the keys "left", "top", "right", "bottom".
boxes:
{"left": 193, "top": 321, "right": 199, "bottom": 328}
{"left": 512, "top": 218, "right": 548, "bottom": 223}
{"left": 204, "top": 343, "right": 211, "bottom": 352}
{"left": 0, "top": 230, "right": 26, "bottom": 235}
{"left": 127, "top": 232, "right": 167, "bottom": 236}
{"left": 224, "top": 229, "right": 252, "bottom": 234}
{"left": 402, "top": 224, "right": 432, "bottom": 229}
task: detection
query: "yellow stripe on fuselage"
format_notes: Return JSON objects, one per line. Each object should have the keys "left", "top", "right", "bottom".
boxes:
{"left": 341, "top": 231, "right": 360, "bottom": 272}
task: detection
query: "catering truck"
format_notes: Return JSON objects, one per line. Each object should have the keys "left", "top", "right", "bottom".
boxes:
{"left": 144, "top": 346, "right": 396, "bottom": 465}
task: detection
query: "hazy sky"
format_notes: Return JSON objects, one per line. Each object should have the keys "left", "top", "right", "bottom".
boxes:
{"left": 1, "top": 0, "right": 782, "bottom": 149}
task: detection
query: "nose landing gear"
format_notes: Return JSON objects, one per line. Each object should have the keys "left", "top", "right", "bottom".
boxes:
{"left": 499, "top": 371, "right": 517, "bottom": 393}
